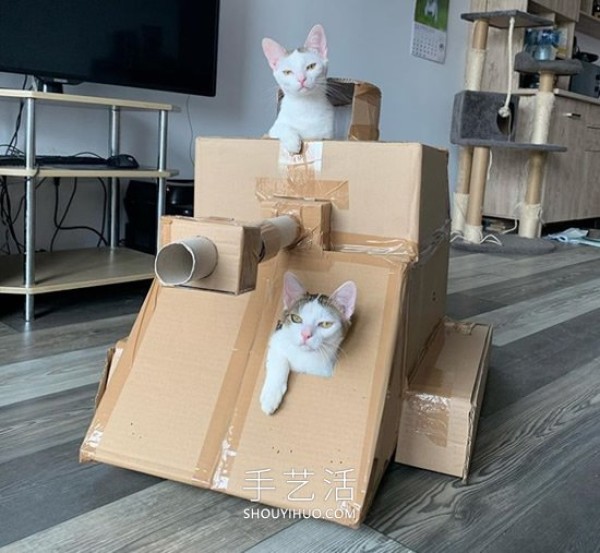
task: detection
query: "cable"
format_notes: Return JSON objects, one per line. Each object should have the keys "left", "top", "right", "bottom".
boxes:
{"left": 186, "top": 94, "right": 195, "bottom": 167}
{"left": 4, "top": 76, "right": 29, "bottom": 155}
{"left": 0, "top": 176, "right": 48, "bottom": 254}
{"left": 0, "top": 176, "right": 21, "bottom": 254}
{"left": 95, "top": 177, "right": 108, "bottom": 247}
{"left": 49, "top": 178, "right": 108, "bottom": 251}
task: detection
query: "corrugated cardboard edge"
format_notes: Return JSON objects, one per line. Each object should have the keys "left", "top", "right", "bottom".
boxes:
{"left": 359, "top": 268, "right": 409, "bottom": 524}
{"left": 460, "top": 322, "right": 492, "bottom": 481}
{"left": 94, "top": 338, "right": 128, "bottom": 410}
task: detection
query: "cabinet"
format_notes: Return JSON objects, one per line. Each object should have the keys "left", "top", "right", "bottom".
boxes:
{"left": 0, "top": 89, "right": 178, "bottom": 321}
{"left": 483, "top": 93, "right": 600, "bottom": 221}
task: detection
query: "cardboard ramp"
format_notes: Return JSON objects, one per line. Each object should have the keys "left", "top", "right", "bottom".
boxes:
{"left": 82, "top": 249, "right": 407, "bottom": 527}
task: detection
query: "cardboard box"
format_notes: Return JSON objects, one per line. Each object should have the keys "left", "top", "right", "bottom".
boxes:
{"left": 81, "top": 140, "right": 450, "bottom": 527}
{"left": 277, "top": 78, "right": 381, "bottom": 141}
{"left": 395, "top": 320, "right": 492, "bottom": 480}
{"left": 194, "top": 138, "right": 450, "bottom": 378}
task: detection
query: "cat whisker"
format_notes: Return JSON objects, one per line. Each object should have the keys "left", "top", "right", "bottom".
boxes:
{"left": 335, "top": 345, "right": 350, "bottom": 361}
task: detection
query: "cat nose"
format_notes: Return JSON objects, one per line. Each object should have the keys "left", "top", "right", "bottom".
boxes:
{"left": 298, "top": 76, "right": 307, "bottom": 86}
{"left": 301, "top": 328, "right": 312, "bottom": 341}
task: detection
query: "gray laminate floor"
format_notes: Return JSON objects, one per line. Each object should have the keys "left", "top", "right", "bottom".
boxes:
{"left": 1, "top": 245, "right": 599, "bottom": 553}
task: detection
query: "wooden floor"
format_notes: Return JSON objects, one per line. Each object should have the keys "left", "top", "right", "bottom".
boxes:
{"left": 1, "top": 244, "right": 599, "bottom": 553}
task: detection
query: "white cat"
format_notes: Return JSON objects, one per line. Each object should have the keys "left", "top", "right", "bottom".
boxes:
{"left": 262, "top": 24, "right": 334, "bottom": 155}
{"left": 424, "top": 0, "right": 439, "bottom": 22}
{"left": 260, "top": 271, "right": 357, "bottom": 415}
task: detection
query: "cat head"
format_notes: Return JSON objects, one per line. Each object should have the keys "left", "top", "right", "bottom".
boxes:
{"left": 262, "top": 24, "right": 328, "bottom": 98}
{"left": 279, "top": 271, "right": 356, "bottom": 352}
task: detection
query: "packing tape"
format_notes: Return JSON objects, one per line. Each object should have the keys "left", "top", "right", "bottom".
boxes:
{"left": 405, "top": 390, "right": 451, "bottom": 448}
{"left": 331, "top": 232, "right": 418, "bottom": 261}
{"left": 261, "top": 200, "right": 331, "bottom": 252}
{"left": 417, "top": 218, "right": 451, "bottom": 265}
{"left": 192, "top": 258, "right": 281, "bottom": 488}
{"left": 279, "top": 141, "right": 324, "bottom": 175}
{"left": 256, "top": 177, "right": 350, "bottom": 210}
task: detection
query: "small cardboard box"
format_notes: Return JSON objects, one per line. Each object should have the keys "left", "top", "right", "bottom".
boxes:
{"left": 277, "top": 78, "right": 381, "bottom": 141}
{"left": 158, "top": 216, "right": 263, "bottom": 294}
{"left": 395, "top": 320, "right": 492, "bottom": 480}
{"left": 81, "top": 139, "right": 450, "bottom": 527}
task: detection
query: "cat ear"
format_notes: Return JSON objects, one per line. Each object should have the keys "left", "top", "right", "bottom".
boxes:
{"left": 330, "top": 281, "right": 357, "bottom": 320}
{"left": 283, "top": 271, "right": 306, "bottom": 309}
{"left": 262, "top": 38, "right": 287, "bottom": 70}
{"left": 304, "top": 24, "right": 328, "bottom": 61}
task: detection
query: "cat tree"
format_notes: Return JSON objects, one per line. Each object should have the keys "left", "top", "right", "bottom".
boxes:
{"left": 453, "top": 10, "right": 581, "bottom": 246}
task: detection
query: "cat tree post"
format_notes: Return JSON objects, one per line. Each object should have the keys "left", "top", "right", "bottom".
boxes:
{"left": 513, "top": 53, "right": 582, "bottom": 238}
{"left": 520, "top": 70, "right": 554, "bottom": 238}
{"left": 463, "top": 146, "right": 491, "bottom": 243}
{"left": 453, "top": 18, "right": 489, "bottom": 234}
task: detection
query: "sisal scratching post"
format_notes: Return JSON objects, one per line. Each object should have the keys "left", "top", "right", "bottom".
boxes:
{"left": 513, "top": 52, "right": 582, "bottom": 238}
{"left": 464, "top": 146, "right": 490, "bottom": 243}
{"left": 520, "top": 72, "right": 554, "bottom": 238}
{"left": 519, "top": 151, "right": 546, "bottom": 238}
{"left": 454, "top": 19, "right": 489, "bottom": 234}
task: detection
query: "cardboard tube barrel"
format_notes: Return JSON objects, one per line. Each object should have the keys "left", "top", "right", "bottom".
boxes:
{"left": 154, "top": 215, "right": 300, "bottom": 286}
{"left": 155, "top": 237, "right": 219, "bottom": 286}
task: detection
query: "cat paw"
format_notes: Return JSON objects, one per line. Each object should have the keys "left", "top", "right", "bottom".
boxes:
{"left": 281, "top": 135, "right": 302, "bottom": 155}
{"left": 260, "top": 385, "right": 287, "bottom": 415}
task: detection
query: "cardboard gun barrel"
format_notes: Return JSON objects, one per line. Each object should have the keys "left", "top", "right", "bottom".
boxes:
{"left": 154, "top": 215, "right": 300, "bottom": 287}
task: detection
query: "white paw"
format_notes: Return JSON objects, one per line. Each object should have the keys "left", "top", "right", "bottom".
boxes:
{"left": 281, "top": 135, "right": 302, "bottom": 155}
{"left": 260, "top": 383, "right": 287, "bottom": 415}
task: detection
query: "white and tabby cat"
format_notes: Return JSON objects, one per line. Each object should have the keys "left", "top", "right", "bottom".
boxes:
{"left": 424, "top": 0, "right": 439, "bottom": 22}
{"left": 260, "top": 271, "right": 357, "bottom": 415}
{"left": 262, "top": 24, "right": 334, "bottom": 155}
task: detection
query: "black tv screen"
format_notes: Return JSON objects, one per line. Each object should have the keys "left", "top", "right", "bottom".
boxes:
{"left": 0, "top": 0, "right": 220, "bottom": 96}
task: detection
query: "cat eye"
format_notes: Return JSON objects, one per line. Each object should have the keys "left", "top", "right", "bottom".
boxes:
{"left": 306, "top": 63, "right": 317, "bottom": 70}
{"left": 290, "top": 314, "right": 303, "bottom": 323}
{"left": 282, "top": 69, "right": 293, "bottom": 76}
{"left": 318, "top": 321, "right": 334, "bottom": 328}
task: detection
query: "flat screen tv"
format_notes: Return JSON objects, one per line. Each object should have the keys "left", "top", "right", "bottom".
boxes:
{"left": 0, "top": 0, "right": 220, "bottom": 96}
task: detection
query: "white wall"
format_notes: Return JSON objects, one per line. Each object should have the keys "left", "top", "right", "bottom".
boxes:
{"left": 0, "top": 0, "right": 471, "bottom": 251}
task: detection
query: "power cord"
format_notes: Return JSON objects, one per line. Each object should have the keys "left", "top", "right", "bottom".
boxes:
{"left": 49, "top": 177, "right": 109, "bottom": 251}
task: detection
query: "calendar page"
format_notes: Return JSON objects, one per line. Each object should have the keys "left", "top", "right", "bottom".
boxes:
{"left": 411, "top": 0, "right": 449, "bottom": 64}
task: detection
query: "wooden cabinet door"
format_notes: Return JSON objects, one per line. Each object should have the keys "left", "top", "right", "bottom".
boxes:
{"left": 580, "top": 104, "right": 600, "bottom": 219}
{"left": 543, "top": 97, "right": 587, "bottom": 221}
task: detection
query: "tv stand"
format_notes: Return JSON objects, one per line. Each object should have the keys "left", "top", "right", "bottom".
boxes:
{"left": 0, "top": 88, "right": 179, "bottom": 321}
